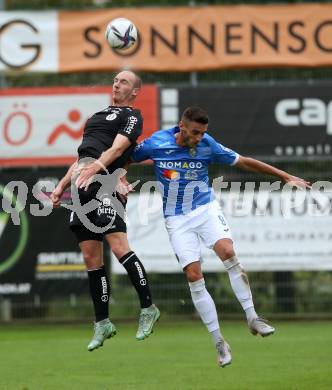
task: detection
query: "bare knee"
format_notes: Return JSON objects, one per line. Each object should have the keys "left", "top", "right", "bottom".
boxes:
{"left": 81, "top": 246, "right": 102, "bottom": 270}
{"left": 184, "top": 263, "right": 203, "bottom": 282}
{"left": 222, "top": 247, "right": 235, "bottom": 260}
{"left": 214, "top": 239, "right": 236, "bottom": 261}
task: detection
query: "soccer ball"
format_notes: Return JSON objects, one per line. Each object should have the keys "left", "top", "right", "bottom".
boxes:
{"left": 105, "top": 18, "right": 138, "bottom": 50}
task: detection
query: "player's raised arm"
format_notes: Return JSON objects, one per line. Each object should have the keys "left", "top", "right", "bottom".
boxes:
{"left": 234, "top": 156, "right": 311, "bottom": 188}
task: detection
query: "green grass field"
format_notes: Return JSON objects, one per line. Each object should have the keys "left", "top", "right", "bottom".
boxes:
{"left": 1, "top": 320, "right": 331, "bottom": 390}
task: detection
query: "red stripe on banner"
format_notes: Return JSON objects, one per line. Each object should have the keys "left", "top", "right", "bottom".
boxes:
{"left": 0, "top": 157, "right": 77, "bottom": 167}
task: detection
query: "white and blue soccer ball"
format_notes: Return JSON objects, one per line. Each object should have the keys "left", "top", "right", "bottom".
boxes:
{"left": 105, "top": 18, "right": 138, "bottom": 50}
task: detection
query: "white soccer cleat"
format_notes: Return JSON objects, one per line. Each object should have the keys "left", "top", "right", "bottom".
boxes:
{"left": 249, "top": 317, "right": 275, "bottom": 337}
{"left": 136, "top": 304, "right": 160, "bottom": 341}
{"left": 87, "top": 318, "right": 116, "bottom": 351}
{"left": 216, "top": 340, "right": 232, "bottom": 368}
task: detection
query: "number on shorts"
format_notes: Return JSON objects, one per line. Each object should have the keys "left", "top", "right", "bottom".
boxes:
{"left": 218, "top": 215, "right": 226, "bottom": 226}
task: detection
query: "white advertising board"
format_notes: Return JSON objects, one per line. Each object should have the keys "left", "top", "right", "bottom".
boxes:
{"left": 0, "top": 88, "right": 111, "bottom": 166}
{"left": 113, "top": 191, "right": 332, "bottom": 274}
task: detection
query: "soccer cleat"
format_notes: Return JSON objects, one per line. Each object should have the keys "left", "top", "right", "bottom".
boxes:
{"left": 216, "top": 340, "right": 232, "bottom": 368}
{"left": 249, "top": 317, "right": 275, "bottom": 337}
{"left": 136, "top": 304, "right": 160, "bottom": 341}
{"left": 87, "top": 318, "right": 117, "bottom": 351}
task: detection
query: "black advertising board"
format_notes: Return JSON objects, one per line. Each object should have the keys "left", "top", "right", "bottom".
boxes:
{"left": 0, "top": 167, "right": 97, "bottom": 297}
{"left": 0, "top": 169, "right": 34, "bottom": 295}
{"left": 178, "top": 81, "right": 332, "bottom": 158}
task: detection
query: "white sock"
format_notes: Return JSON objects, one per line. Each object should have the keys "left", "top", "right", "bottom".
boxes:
{"left": 223, "top": 256, "right": 258, "bottom": 322}
{"left": 211, "top": 328, "right": 223, "bottom": 345}
{"left": 245, "top": 306, "right": 258, "bottom": 323}
{"left": 189, "top": 278, "right": 221, "bottom": 336}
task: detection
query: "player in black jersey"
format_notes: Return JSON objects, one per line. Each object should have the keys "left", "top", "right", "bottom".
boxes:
{"left": 50, "top": 70, "right": 160, "bottom": 351}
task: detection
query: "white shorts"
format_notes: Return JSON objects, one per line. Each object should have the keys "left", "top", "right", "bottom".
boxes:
{"left": 165, "top": 201, "right": 233, "bottom": 269}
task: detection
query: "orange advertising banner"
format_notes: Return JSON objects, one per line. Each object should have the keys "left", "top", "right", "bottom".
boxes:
{"left": 58, "top": 4, "right": 332, "bottom": 72}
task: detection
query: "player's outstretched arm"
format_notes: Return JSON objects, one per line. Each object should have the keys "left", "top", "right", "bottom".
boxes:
{"left": 234, "top": 156, "right": 311, "bottom": 188}
{"left": 50, "top": 160, "right": 78, "bottom": 207}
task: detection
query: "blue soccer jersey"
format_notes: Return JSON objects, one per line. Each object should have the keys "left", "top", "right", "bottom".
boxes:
{"left": 132, "top": 127, "right": 239, "bottom": 217}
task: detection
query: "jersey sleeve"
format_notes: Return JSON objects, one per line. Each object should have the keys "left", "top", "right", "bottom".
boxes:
{"left": 208, "top": 135, "right": 239, "bottom": 165}
{"left": 118, "top": 110, "right": 143, "bottom": 143}
{"left": 131, "top": 137, "right": 153, "bottom": 162}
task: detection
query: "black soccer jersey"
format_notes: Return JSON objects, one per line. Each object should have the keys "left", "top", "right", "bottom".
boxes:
{"left": 78, "top": 106, "right": 143, "bottom": 172}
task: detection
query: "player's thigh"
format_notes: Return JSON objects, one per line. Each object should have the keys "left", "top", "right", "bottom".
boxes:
{"left": 165, "top": 216, "right": 201, "bottom": 269}
{"left": 199, "top": 202, "right": 233, "bottom": 249}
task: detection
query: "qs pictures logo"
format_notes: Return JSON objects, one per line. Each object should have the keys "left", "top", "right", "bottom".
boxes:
{"left": 0, "top": 185, "right": 28, "bottom": 274}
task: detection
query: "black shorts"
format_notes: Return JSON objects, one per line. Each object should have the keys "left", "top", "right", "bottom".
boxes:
{"left": 69, "top": 184, "right": 127, "bottom": 243}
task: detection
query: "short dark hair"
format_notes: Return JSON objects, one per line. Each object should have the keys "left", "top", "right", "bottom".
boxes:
{"left": 182, "top": 106, "right": 209, "bottom": 125}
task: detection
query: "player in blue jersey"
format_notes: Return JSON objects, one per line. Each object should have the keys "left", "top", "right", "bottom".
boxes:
{"left": 132, "top": 106, "right": 311, "bottom": 367}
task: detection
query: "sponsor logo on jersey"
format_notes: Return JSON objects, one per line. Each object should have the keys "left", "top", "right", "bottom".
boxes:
{"left": 162, "top": 170, "right": 180, "bottom": 180}
{"left": 124, "top": 115, "right": 138, "bottom": 134}
{"left": 134, "top": 141, "right": 145, "bottom": 151}
{"left": 184, "top": 170, "right": 198, "bottom": 180}
{"left": 106, "top": 113, "right": 117, "bottom": 121}
{"left": 159, "top": 161, "right": 203, "bottom": 169}
{"left": 189, "top": 148, "right": 196, "bottom": 157}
